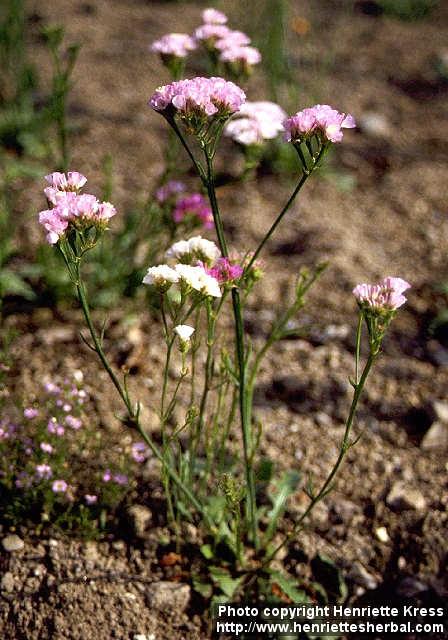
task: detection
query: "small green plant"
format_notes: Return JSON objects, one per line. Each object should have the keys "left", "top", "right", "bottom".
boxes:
{"left": 0, "top": 370, "right": 150, "bottom": 535}
{"left": 378, "top": 0, "right": 438, "bottom": 20}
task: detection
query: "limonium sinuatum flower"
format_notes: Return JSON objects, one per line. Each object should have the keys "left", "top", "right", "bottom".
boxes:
{"left": 149, "top": 76, "right": 246, "bottom": 122}
{"left": 202, "top": 8, "right": 228, "bottom": 24}
{"left": 173, "top": 194, "right": 214, "bottom": 229}
{"left": 194, "top": 24, "right": 230, "bottom": 43}
{"left": 219, "top": 45, "right": 261, "bottom": 66}
{"left": 38, "top": 172, "right": 116, "bottom": 244}
{"left": 150, "top": 33, "right": 197, "bottom": 59}
{"left": 175, "top": 264, "right": 222, "bottom": 298}
{"left": 214, "top": 31, "right": 251, "bottom": 50}
{"left": 174, "top": 324, "right": 195, "bottom": 342}
{"left": 166, "top": 235, "right": 221, "bottom": 265}
{"left": 142, "top": 265, "right": 179, "bottom": 290}
{"left": 205, "top": 257, "right": 243, "bottom": 284}
{"left": 284, "top": 104, "right": 356, "bottom": 144}
{"left": 224, "top": 101, "right": 286, "bottom": 145}
{"left": 52, "top": 479, "right": 68, "bottom": 493}
{"left": 353, "top": 277, "right": 411, "bottom": 312}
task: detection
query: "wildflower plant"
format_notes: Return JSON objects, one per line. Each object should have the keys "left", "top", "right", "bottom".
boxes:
{"left": 0, "top": 371, "right": 144, "bottom": 533}
{"left": 36, "top": 7, "right": 411, "bottom": 599}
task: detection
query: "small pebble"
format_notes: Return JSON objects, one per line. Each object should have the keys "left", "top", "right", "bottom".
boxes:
{"left": 2, "top": 534, "right": 24, "bottom": 552}
{"left": 1, "top": 572, "right": 15, "bottom": 592}
{"left": 375, "top": 526, "right": 390, "bottom": 543}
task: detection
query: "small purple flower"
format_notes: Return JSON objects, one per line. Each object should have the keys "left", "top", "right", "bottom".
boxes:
{"left": 40, "top": 442, "right": 53, "bottom": 454}
{"left": 35, "top": 463, "right": 52, "bottom": 480}
{"left": 48, "top": 419, "right": 65, "bottom": 436}
{"left": 52, "top": 479, "right": 68, "bottom": 493}
{"left": 24, "top": 407, "right": 39, "bottom": 419}
{"left": 65, "top": 415, "right": 82, "bottom": 430}
{"left": 131, "top": 441, "right": 149, "bottom": 463}
{"left": 84, "top": 494, "right": 98, "bottom": 505}
{"left": 113, "top": 473, "right": 128, "bottom": 486}
{"left": 102, "top": 469, "right": 112, "bottom": 482}
{"left": 62, "top": 403, "right": 72, "bottom": 412}
{"left": 44, "top": 381, "right": 61, "bottom": 395}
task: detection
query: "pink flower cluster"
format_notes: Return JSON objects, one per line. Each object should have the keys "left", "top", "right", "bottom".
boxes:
{"left": 194, "top": 8, "right": 261, "bottom": 70}
{"left": 353, "top": 277, "right": 411, "bottom": 312}
{"left": 202, "top": 8, "right": 228, "bottom": 24}
{"left": 173, "top": 194, "right": 214, "bottom": 229}
{"left": 224, "top": 101, "right": 287, "bottom": 146}
{"left": 219, "top": 45, "right": 261, "bottom": 66}
{"left": 39, "top": 172, "right": 116, "bottom": 244}
{"left": 150, "top": 33, "right": 197, "bottom": 59}
{"left": 204, "top": 257, "right": 243, "bottom": 284}
{"left": 149, "top": 76, "right": 246, "bottom": 120}
{"left": 155, "top": 181, "right": 213, "bottom": 231}
{"left": 284, "top": 105, "right": 356, "bottom": 144}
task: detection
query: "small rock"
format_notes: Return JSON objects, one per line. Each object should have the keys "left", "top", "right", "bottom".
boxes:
{"left": 330, "top": 498, "right": 358, "bottom": 525}
{"left": 128, "top": 505, "right": 152, "bottom": 537}
{"left": 2, "top": 534, "right": 24, "bottom": 552}
{"left": 358, "top": 112, "right": 391, "bottom": 138}
{"left": 375, "top": 526, "right": 390, "bottom": 543}
{"left": 146, "top": 581, "right": 190, "bottom": 613}
{"left": 432, "top": 400, "right": 448, "bottom": 423}
{"left": 1, "top": 572, "right": 15, "bottom": 592}
{"left": 421, "top": 422, "right": 448, "bottom": 451}
{"left": 84, "top": 541, "right": 100, "bottom": 562}
{"left": 349, "top": 562, "right": 378, "bottom": 590}
{"left": 38, "top": 325, "right": 74, "bottom": 345}
{"left": 315, "top": 412, "right": 332, "bottom": 428}
{"left": 386, "top": 482, "right": 426, "bottom": 512}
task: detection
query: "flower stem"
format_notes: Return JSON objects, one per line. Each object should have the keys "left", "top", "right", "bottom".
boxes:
{"left": 73, "top": 259, "right": 214, "bottom": 530}
{"left": 203, "top": 150, "right": 259, "bottom": 549}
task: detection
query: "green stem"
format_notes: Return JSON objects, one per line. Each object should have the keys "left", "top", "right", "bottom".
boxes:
{"left": 73, "top": 258, "right": 214, "bottom": 530}
{"left": 245, "top": 144, "right": 326, "bottom": 275}
{"left": 167, "top": 117, "right": 207, "bottom": 185}
{"left": 245, "top": 172, "right": 308, "bottom": 274}
{"left": 203, "top": 150, "right": 258, "bottom": 549}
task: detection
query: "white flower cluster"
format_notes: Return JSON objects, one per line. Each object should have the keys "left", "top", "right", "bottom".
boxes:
{"left": 143, "top": 236, "right": 222, "bottom": 298}
{"left": 165, "top": 235, "right": 221, "bottom": 265}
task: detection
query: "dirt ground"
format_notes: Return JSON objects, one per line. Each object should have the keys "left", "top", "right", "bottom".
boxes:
{"left": 1, "top": 0, "right": 448, "bottom": 638}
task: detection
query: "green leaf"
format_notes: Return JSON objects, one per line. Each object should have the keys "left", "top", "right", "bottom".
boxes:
{"left": 209, "top": 566, "right": 242, "bottom": 599}
{"left": 192, "top": 574, "right": 213, "bottom": 599}
{"left": 0, "top": 269, "right": 35, "bottom": 299}
{"left": 256, "top": 457, "right": 274, "bottom": 483}
{"left": 200, "top": 544, "right": 214, "bottom": 560}
{"left": 265, "top": 469, "right": 301, "bottom": 542}
{"left": 269, "top": 570, "right": 309, "bottom": 603}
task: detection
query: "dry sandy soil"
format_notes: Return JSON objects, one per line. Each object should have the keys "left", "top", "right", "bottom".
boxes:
{"left": 1, "top": 0, "right": 448, "bottom": 638}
